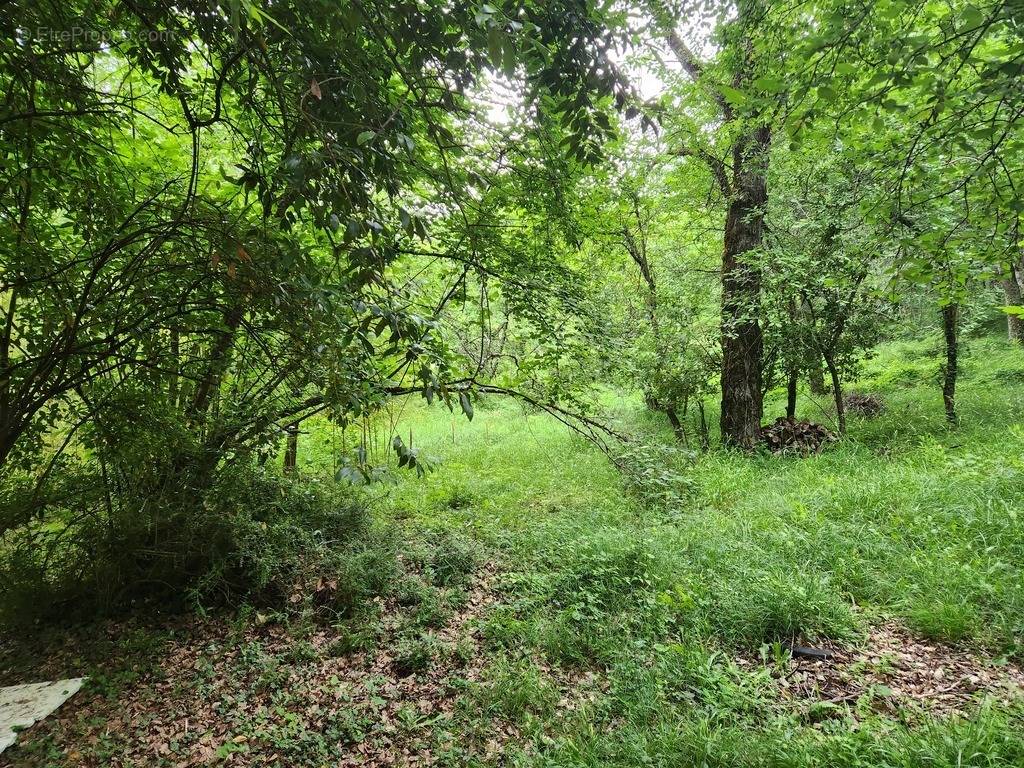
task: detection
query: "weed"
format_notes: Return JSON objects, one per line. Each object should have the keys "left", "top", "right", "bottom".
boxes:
{"left": 392, "top": 632, "right": 446, "bottom": 677}
{"left": 476, "top": 658, "right": 558, "bottom": 725}
{"left": 424, "top": 530, "right": 478, "bottom": 587}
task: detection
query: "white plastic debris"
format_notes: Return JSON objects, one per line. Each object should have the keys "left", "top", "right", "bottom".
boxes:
{"left": 0, "top": 678, "right": 86, "bottom": 753}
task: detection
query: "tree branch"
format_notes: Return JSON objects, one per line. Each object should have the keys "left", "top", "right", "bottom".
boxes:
{"left": 671, "top": 147, "right": 732, "bottom": 196}
{"left": 662, "top": 28, "right": 734, "bottom": 120}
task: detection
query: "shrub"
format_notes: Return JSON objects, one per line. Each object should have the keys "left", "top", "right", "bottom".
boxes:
{"left": 407, "top": 530, "right": 478, "bottom": 588}
{"left": 0, "top": 464, "right": 395, "bottom": 626}
{"left": 613, "top": 440, "right": 697, "bottom": 513}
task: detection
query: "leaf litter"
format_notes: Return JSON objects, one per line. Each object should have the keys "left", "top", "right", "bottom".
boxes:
{"left": 738, "top": 620, "right": 1024, "bottom": 719}
{"left": 0, "top": 563, "right": 521, "bottom": 767}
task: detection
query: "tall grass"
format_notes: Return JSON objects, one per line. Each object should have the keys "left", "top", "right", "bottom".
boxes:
{"left": 294, "top": 334, "right": 1024, "bottom": 766}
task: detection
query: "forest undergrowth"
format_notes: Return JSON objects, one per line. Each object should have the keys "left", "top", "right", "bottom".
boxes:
{"left": 4, "top": 334, "right": 1024, "bottom": 767}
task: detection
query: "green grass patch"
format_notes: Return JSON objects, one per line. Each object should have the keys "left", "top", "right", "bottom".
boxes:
{"left": 344, "top": 333, "right": 1024, "bottom": 765}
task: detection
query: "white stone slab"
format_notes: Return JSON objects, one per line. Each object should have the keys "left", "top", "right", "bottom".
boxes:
{"left": 0, "top": 678, "right": 86, "bottom": 753}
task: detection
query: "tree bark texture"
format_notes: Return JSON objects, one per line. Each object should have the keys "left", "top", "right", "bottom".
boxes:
{"left": 719, "top": 125, "right": 770, "bottom": 449}
{"left": 1002, "top": 261, "right": 1024, "bottom": 344}
{"left": 942, "top": 303, "right": 959, "bottom": 425}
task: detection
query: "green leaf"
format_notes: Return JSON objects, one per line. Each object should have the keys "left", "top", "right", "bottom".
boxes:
{"left": 396, "top": 133, "right": 415, "bottom": 152}
{"left": 487, "top": 26, "right": 504, "bottom": 69}
{"left": 960, "top": 4, "right": 984, "bottom": 28}
{"left": 502, "top": 38, "right": 517, "bottom": 79}
{"left": 753, "top": 77, "right": 785, "bottom": 93}
{"left": 459, "top": 391, "right": 474, "bottom": 421}
{"left": 357, "top": 130, "right": 376, "bottom": 145}
{"left": 718, "top": 84, "right": 747, "bottom": 106}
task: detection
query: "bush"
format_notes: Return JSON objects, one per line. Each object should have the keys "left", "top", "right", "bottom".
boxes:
{"left": 613, "top": 440, "right": 697, "bottom": 513}
{"left": 405, "top": 529, "right": 478, "bottom": 588}
{"left": 0, "top": 464, "right": 395, "bottom": 626}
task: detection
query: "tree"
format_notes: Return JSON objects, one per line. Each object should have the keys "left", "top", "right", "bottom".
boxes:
{"left": 0, "top": 0, "right": 639, "bottom": 609}
{"left": 646, "top": 0, "right": 777, "bottom": 447}
{"left": 764, "top": 137, "right": 890, "bottom": 433}
{"left": 999, "top": 257, "right": 1024, "bottom": 344}
{"left": 0, "top": 0, "right": 634, "bottom": 471}
{"left": 570, "top": 150, "right": 720, "bottom": 446}
{"left": 777, "top": 0, "right": 1023, "bottom": 425}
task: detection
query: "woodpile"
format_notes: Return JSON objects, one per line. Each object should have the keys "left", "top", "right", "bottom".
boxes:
{"left": 844, "top": 392, "right": 884, "bottom": 417}
{"left": 760, "top": 417, "right": 837, "bottom": 455}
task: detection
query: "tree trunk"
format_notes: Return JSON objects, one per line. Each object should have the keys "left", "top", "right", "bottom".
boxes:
{"left": 786, "top": 367, "right": 798, "bottom": 419}
{"left": 942, "top": 304, "right": 959, "bottom": 425}
{"left": 719, "top": 125, "right": 770, "bottom": 449}
{"left": 665, "top": 407, "right": 685, "bottom": 443}
{"left": 824, "top": 354, "right": 845, "bottom": 435}
{"left": 808, "top": 361, "right": 826, "bottom": 395}
{"left": 190, "top": 303, "right": 243, "bottom": 422}
{"left": 651, "top": 2, "right": 769, "bottom": 449}
{"left": 1001, "top": 264, "right": 1024, "bottom": 344}
{"left": 283, "top": 424, "right": 298, "bottom": 473}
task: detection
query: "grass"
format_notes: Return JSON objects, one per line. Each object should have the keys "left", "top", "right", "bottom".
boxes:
{"left": 4, "top": 333, "right": 1024, "bottom": 766}
{"left": 332, "top": 332, "right": 1024, "bottom": 765}
{"left": 357, "top": 335, "right": 1024, "bottom": 655}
